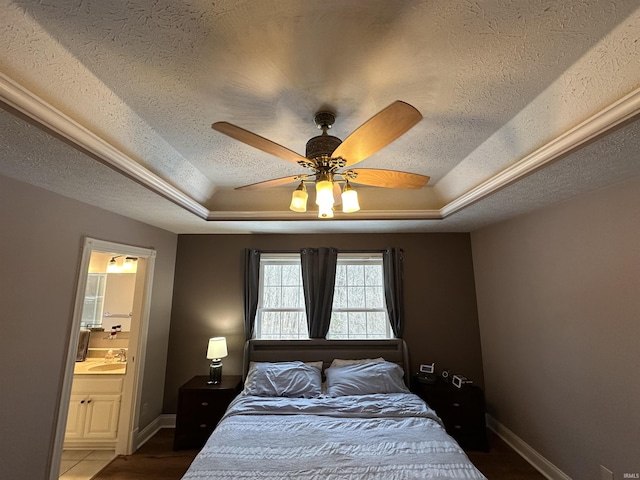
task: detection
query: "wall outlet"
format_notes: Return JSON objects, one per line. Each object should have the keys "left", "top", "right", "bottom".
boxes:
{"left": 601, "top": 465, "right": 614, "bottom": 480}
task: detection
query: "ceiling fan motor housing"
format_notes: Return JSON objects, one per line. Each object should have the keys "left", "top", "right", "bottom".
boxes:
{"left": 305, "top": 110, "right": 342, "bottom": 160}
{"left": 306, "top": 134, "right": 342, "bottom": 160}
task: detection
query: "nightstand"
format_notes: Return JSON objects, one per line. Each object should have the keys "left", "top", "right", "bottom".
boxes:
{"left": 412, "top": 377, "right": 489, "bottom": 451}
{"left": 173, "top": 375, "right": 242, "bottom": 450}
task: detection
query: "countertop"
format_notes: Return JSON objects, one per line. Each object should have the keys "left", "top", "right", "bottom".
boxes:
{"left": 74, "top": 358, "right": 127, "bottom": 375}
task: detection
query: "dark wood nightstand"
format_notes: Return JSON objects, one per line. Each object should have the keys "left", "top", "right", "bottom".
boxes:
{"left": 173, "top": 375, "right": 242, "bottom": 450}
{"left": 412, "top": 377, "right": 489, "bottom": 452}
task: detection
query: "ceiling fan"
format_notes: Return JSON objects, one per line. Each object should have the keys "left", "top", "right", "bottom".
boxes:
{"left": 211, "top": 100, "right": 430, "bottom": 218}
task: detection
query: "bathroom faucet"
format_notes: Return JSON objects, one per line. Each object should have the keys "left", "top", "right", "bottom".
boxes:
{"left": 115, "top": 349, "right": 127, "bottom": 363}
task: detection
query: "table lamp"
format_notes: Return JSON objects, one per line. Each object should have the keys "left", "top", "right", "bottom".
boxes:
{"left": 206, "top": 337, "right": 228, "bottom": 385}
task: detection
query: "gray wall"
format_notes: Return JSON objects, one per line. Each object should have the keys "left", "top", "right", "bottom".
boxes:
{"left": 471, "top": 176, "right": 640, "bottom": 480}
{"left": 164, "top": 232, "right": 483, "bottom": 412}
{"left": 0, "top": 174, "right": 177, "bottom": 480}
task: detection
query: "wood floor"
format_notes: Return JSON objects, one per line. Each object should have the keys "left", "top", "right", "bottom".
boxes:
{"left": 94, "top": 428, "right": 546, "bottom": 480}
{"left": 466, "top": 433, "right": 547, "bottom": 479}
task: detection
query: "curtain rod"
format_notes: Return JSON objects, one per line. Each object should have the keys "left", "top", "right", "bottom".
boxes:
{"left": 252, "top": 248, "right": 398, "bottom": 254}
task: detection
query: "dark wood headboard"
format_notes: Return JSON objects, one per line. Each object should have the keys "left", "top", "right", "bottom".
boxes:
{"left": 244, "top": 339, "right": 411, "bottom": 387}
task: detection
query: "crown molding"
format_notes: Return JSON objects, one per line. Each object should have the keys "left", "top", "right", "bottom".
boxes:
{"left": 0, "top": 73, "right": 209, "bottom": 220}
{"left": 206, "top": 209, "right": 442, "bottom": 221}
{"left": 2, "top": 72, "right": 638, "bottom": 225}
{"left": 440, "top": 86, "right": 640, "bottom": 218}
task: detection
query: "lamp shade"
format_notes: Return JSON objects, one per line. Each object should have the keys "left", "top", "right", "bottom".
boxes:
{"left": 206, "top": 337, "right": 228, "bottom": 359}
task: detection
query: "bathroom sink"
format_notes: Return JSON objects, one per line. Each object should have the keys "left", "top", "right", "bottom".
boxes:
{"left": 88, "top": 363, "right": 126, "bottom": 372}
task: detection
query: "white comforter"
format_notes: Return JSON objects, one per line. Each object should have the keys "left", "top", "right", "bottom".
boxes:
{"left": 182, "top": 392, "right": 487, "bottom": 479}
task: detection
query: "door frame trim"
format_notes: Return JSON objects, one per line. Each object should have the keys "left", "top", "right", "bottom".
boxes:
{"left": 49, "top": 237, "right": 156, "bottom": 480}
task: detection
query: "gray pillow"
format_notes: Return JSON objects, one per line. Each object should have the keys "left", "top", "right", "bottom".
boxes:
{"left": 243, "top": 361, "right": 322, "bottom": 398}
{"left": 325, "top": 361, "right": 409, "bottom": 396}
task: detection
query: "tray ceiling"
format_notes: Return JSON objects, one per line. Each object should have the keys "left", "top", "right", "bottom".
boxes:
{"left": 1, "top": 0, "right": 639, "bottom": 233}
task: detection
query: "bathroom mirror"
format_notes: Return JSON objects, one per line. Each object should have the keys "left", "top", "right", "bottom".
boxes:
{"left": 79, "top": 252, "right": 137, "bottom": 332}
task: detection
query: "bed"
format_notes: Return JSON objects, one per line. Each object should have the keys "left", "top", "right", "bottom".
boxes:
{"left": 181, "top": 339, "right": 487, "bottom": 479}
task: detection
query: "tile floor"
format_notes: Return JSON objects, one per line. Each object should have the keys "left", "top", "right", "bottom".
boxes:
{"left": 59, "top": 450, "right": 115, "bottom": 480}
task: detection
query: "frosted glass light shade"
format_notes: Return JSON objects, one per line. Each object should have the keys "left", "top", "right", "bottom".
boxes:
{"left": 341, "top": 184, "right": 360, "bottom": 213}
{"left": 315, "top": 179, "right": 335, "bottom": 206}
{"left": 318, "top": 202, "right": 334, "bottom": 218}
{"left": 123, "top": 257, "right": 137, "bottom": 272}
{"left": 106, "top": 257, "right": 119, "bottom": 273}
{"left": 206, "top": 337, "right": 228, "bottom": 359}
{"left": 289, "top": 184, "right": 308, "bottom": 212}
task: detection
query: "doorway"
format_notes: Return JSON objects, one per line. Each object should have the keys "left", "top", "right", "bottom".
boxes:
{"left": 50, "top": 238, "right": 156, "bottom": 480}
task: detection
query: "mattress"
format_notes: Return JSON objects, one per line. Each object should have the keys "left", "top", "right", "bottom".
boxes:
{"left": 182, "top": 392, "right": 487, "bottom": 479}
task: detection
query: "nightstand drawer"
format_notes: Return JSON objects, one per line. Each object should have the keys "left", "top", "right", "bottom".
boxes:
{"left": 173, "top": 424, "right": 215, "bottom": 451}
{"left": 412, "top": 377, "right": 489, "bottom": 452}
{"left": 176, "top": 405, "right": 223, "bottom": 432}
{"left": 174, "top": 375, "right": 242, "bottom": 450}
{"left": 445, "top": 419, "right": 486, "bottom": 436}
{"left": 179, "top": 390, "right": 236, "bottom": 421}
{"left": 434, "top": 392, "right": 484, "bottom": 421}
{"left": 448, "top": 424, "right": 489, "bottom": 451}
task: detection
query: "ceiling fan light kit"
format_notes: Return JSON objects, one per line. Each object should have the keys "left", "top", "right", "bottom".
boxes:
{"left": 289, "top": 182, "right": 308, "bottom": 213}
{"left": 212, "top": 100, "right": 430, "bottom": 219}
{"left": 318, "top": 201, "right": 334, "bottom": 219}
{"left": 315, "top": 173, "right": 335, "bottom": 203}
{"left": 341, "top": 181, "right": 360, "bottom": 213}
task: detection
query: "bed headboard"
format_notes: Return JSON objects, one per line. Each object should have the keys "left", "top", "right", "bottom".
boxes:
{"left": 244, "top": 339, "right": 411, "bottom": 388}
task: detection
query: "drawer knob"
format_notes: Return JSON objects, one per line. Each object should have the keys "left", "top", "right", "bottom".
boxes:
{"left": 452, "top": 402, "right": 460, "bottom": 407}
{"left": 201, "top": 402, "right": 209, "bottom": 406}
{"left": 199, "top": 424, "right": 208, "bottom": 429}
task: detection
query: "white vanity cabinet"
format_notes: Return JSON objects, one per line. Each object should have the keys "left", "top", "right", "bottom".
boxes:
{"left": 65, "top": 376, "right": 123, "bottom": 448}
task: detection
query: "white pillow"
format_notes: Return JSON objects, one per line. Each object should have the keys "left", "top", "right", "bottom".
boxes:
{"left": 325, "top": 361, "right": 409, "bottom": 397}
{"left": 329, "top": 357, "right": 385, "bottom": 368}
{"left": 243, "top": 361, "right": 322, "bottom": 398}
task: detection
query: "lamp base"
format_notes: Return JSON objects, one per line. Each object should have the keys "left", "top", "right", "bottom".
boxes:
{"left": 208, "top": 359, "right": 223, "bottom": 385}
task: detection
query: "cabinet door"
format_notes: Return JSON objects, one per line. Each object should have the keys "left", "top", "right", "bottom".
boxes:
{"left": 65, "top": 395, "right": 88, "bottom": 440}
{"left": 83, "top": 394, "right": 121, "bottom": 439}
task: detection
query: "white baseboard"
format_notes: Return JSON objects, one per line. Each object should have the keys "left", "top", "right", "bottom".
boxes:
{"left": 486, "top": 415, "right": 571, "bottom": 480}
{"left": 134, "top": 414, "right": 177, "bottom": 450}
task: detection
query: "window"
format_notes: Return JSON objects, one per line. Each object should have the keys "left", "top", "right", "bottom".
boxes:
{"left": 255, "top": 253, "right": 391, "bottom": 339}
{"left": 81, "top": 273, "right": 106, "bottom": 328}
{"left": 256, "top": 254, "right": 308, "bottom": 339}
{"left": 327, "top": 254, "right": 391, "bottom": 339}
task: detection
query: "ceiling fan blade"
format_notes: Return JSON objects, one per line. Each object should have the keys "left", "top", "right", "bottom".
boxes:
{"left": 212, "top": 122, "right": 308, "bottom": 165}
{"left": 348, "top": 169, "right": 430, "bottom": 189}
{"left": 332, "top": 101, "right": 422, "bottom": 167}
{"left": 235, "top": 175, "right": 301, "bottom": 190}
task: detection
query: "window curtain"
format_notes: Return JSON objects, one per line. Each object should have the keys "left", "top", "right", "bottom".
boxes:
{"left": 382, "top": 247, "right": 405, "bottom": 338}
{"left": 243, "top": 249, "right": 261, "bottom": 340}
{"left": 300, "top": 247, "right": 338, "bottom": 338}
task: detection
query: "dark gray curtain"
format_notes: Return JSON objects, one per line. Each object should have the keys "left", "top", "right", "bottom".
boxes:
{"left": 301, "top": 247, "right": 338, "bottom": 338}
{"left": 243, "top": 249, "right": 261, "bottom": 340}
{"left": 382, "top": 247, "right": 404, "bottom": 338}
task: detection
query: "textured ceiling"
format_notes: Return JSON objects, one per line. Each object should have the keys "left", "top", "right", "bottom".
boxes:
{"left": 1, "top": 0, "right": 639, "bottom": 234}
